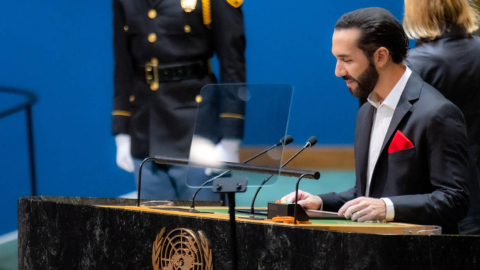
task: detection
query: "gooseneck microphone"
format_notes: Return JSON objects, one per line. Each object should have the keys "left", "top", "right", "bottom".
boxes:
{"left": 248, "top": 136, "right": 318, "bottom": 217}
{"left": 189, "top": 135, "right": 294, "bottom": 212}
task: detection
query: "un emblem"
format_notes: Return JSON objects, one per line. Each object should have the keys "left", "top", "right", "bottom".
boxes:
{"left": 152, "top": 227, "right": 213, "bottom": 270}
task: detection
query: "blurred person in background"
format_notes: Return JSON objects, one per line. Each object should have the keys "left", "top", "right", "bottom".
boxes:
{"left": 111, "top": 0, "right": 246, "bottom": 201}
{"left": 404, "top": 0, "right": 480, "bottom": 234}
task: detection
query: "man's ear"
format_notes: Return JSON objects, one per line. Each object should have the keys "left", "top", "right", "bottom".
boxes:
{"left": 374, "top": 47, "right": 390, "bottom": 69}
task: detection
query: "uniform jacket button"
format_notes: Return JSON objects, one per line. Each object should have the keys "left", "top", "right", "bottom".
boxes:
{"left": 148, "top": 9, "right": 157, "bottom": 19}
{"left": 148, "top": 33, "right": 157, "bottom": 43}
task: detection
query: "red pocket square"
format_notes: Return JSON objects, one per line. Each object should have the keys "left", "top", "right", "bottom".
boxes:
{"left": 388, "top": 130, "right": 414, "bottom": 154}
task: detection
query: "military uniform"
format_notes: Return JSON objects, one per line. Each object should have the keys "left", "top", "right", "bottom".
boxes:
{"left": 112, "top": 0, "right": 246, "bottom": 199}
{"left": 112, "top": 0, "right": 246, "bottom": 159}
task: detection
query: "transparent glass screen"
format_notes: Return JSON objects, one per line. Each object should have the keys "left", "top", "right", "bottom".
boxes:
{"left": 186, "top": 84, "right": 293, "bottom": 188}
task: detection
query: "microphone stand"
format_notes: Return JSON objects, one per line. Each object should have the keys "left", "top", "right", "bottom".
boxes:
{"left": 136, "top": 157, "right": 156, "bottom": 207}
{"left": 294, "top": 173, "right": 309, "bottom": 225}
{"left": 135, "top": 139, "right": 286, "bottom": 209}
{"left": 248, "top": 141, "right": 314, "bottom": 218}
{"left": 211, "top": 176, "right": 247, "bottom": 270}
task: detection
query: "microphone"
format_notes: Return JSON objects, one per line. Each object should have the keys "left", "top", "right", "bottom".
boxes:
{"left": 243, "top": 135, "right": 293, "bottom": 164}
{"left": 189, "top": 135, "right": 294, "bottom": 212}
{"left": 305, "top": 136, "right": 317, "bottom": 147}
{"left": 248, "top": 136, "right": 317, "bottom": 218}
{"left": 278, "top": 135, "right": 294, "bottom": 146}
{"left": 282, "top": 136, "right": 317, "bottom": 166}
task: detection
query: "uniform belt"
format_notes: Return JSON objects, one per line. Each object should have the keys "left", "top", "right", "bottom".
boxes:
{"left": 139, "top": 60, "right": 210, "bottom": 90}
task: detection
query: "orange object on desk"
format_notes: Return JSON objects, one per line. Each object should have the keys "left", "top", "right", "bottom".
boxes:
{"left": 271, "top": 216, "right": 312, "bottom": 224}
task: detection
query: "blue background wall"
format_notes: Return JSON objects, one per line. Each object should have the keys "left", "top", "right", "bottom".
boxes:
{"left": 0, "top": 0, "right": 405, "bottom": 235}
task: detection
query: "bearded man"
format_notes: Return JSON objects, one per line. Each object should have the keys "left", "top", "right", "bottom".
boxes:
{"left": 282, "top": 7, "right": 470, "bottom": 234}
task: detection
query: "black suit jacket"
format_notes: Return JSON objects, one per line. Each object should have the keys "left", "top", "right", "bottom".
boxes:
{"left": 406, "top": 28, "right": 480, "bottom": 234}
{"left": 321, "top": 73, "right": 470, "bottom": 233}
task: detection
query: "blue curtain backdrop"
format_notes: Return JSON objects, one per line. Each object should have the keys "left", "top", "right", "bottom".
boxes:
{"left": 0, "top": 0, "right": 405, "bottom": 235}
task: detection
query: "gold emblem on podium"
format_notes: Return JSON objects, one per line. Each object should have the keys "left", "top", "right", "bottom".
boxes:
{"left": 152, "top": 227, "right": 213, "bottom": 270}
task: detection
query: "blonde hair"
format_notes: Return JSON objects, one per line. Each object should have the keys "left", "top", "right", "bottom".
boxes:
{"left": 403, "top": 0, "right": 480, "bottom": 39}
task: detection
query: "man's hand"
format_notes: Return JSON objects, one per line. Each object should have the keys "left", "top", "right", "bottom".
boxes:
{"left": 338, "top": 197, "right": 386, "bottom": 222}
{"left": 115, "top": 134, "right": 134, "bottom": 173}
{"left": 280, "top": 190, "right": 323, "bottom": 210}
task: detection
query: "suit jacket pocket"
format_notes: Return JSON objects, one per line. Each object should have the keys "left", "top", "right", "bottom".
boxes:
{"left": 388, "top": 147, "right": 416, "bottom": 161}
{"left": 385, "top": 147, "right": 419, "bottom": 196}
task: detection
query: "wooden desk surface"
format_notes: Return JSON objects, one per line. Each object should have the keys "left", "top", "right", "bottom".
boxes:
{"left": 100, "top": 205, "right": 439, "bottom": 235}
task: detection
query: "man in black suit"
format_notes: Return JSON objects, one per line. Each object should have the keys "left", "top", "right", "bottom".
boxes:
{"left": 282, "top": 7, "right": 470, "bottom": 233}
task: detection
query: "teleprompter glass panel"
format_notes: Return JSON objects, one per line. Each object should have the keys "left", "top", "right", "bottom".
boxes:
{"left": 186, "top": 84, "right": 293, "bottom": 188}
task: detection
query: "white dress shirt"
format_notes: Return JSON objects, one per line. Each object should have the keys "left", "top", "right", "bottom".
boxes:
{"left": 366, "top": 67, "right": 412, "bottom": 221}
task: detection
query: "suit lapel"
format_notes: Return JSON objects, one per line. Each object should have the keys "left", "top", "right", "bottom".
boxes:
{"left": 356, "top": 105, "right": 375, "bottom": 197}
{"left": 379, "top": 73, "right": 422, "bottom": 155}
{"left": 366, "top": 73, "right": 422, "bottom": 196}
{"left": 378, "top": 98, "right": 412, "bottom": 155}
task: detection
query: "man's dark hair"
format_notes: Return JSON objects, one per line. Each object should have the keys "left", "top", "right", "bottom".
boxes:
{"left": 335, "top": 7, "right": 408, "bottom": 63}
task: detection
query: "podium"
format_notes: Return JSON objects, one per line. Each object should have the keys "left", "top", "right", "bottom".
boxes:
{"left": 18, "top": 196, "right": 480, "bottom": 269}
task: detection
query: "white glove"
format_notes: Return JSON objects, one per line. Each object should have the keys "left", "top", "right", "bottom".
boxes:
{"left": 189, "top": 135, "right": 221, "bottom": 167}
{"left": 216, "top": 139, "right": 241, "bottom": 162}
{"left": 205, "top": 139, "right": 241, "bottom": 176}
{"left": 115, "top": 134, "right": 134, "bottom": 173}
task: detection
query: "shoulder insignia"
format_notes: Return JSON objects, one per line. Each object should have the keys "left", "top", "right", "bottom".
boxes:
{"left": 226, "top": 0, "right": 243, "bottom": 8}
{"left": 202, "top": 0, "right": 212, "bottom": 27}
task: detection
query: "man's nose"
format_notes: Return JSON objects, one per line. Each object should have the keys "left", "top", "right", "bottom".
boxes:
{"left": 335, "top": 61, "right": 347, "bottom": 77}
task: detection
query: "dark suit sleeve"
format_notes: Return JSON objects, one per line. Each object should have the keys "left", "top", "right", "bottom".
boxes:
{"left": 319, "top": 187, "right": 357, "bottom": 212}
{"left": 210, "top": 0, "right": 246, "bottom": 139}
{"left": 211, "top": 0, "right": 246, "bottom": 83}
{"left": 390, "top": 103, "right": 470, "bottom": 226}
{"left": 111, "top": 0, "right": 134, "bottom": 135}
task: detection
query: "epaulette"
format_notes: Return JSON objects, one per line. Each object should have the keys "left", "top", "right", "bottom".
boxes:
{"left": 202, "top": 0, "right": 243, "bottom": 28}
{"left": 226, "top": 0, "right": 243, "bottom": 8}
{"left": 202, "top": 0, "right": 211, "bottom": 27}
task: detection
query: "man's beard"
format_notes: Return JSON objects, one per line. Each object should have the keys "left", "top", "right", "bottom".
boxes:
{"left": 343, "top": 60, "right": 379, "bottom": 99}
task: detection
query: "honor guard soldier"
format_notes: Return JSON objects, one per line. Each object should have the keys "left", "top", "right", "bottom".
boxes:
{"left": 112, "top": 0, "right": 246, "bottom": 200}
